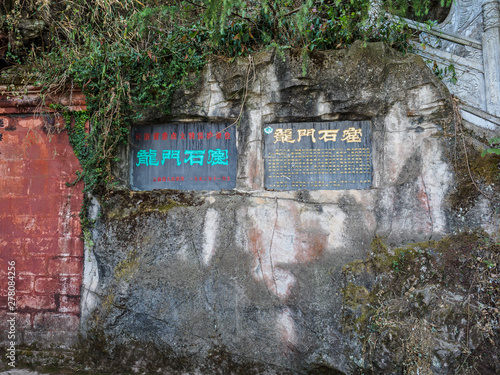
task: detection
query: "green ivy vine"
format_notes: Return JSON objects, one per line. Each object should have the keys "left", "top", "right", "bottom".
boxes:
{"left": 482, "top": 137, "right": 500, "bottom": 156}
{"left": 1, "top": 0, "right": 452, "bottom": 198}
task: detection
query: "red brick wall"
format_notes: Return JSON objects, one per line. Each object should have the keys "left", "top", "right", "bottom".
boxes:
{"left": 0, "top": 89, "right": 86, "bottom": 347}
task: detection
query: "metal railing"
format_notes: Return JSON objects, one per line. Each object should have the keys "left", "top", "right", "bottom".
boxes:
{"left": 390, "top": 1, "right": 500, "bottom": 133}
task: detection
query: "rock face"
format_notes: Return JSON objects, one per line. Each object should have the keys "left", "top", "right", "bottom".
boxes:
{"left": 82, "top": 42, "right": 468, "bottom": 373}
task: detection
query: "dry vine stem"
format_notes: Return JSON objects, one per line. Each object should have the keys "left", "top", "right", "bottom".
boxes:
{"left": 452, "top": 95, "right": 497, "bottom": 202}
{"left": 222, "top": 54, "right": 255, "bottom": 132}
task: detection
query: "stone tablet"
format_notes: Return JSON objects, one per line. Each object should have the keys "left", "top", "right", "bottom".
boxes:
{"left": 264, "top": 121, "right": 372, "bottom": 190}
{"left": 131, "top": 123, "right": 237, "bottom": 190}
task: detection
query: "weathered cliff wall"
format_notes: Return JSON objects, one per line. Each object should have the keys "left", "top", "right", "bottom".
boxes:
{"left": 77, "top": 42, "right": 498, "bottom": 374}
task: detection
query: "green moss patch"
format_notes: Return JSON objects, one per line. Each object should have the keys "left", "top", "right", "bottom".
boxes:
{"left": 342, "top": 232, "right": 499, "bottom": 373}
{"left": 102, "top": 189, "right": 202, "bottom": 221}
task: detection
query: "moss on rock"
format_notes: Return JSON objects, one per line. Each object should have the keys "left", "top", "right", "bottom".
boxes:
{"left": 342, "top": 232, "right": 500, "bottom": 373}
{"left": 102, "top": 189, "right": 202, "bottom": 221}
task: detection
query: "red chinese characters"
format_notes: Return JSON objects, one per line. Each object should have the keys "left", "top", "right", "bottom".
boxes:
{"left": 153, "top": 176, "right": 185, "bottom": 182}
{"left": 136, "top": 131, "right": 231, "bottom": 141}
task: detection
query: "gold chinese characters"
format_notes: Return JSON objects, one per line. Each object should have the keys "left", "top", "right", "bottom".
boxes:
{"left": 273, "top": 127, "right": 362, "bottom": 144}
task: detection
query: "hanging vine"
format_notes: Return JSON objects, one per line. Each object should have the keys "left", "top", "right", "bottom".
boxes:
{"left": 0, "top": 0, "right": 452, "bottom": 196}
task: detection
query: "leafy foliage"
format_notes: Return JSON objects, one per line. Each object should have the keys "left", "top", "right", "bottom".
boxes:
{"left": 482, "top": 137, "right": 500, "bottom": 156}
{"left": 0, "top": 0, "right": 450, "bottom": 195}
{"left": 428, "top": 60, "right": 457, "bottom": 84}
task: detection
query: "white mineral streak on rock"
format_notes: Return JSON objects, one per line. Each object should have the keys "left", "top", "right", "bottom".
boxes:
{"left": 407, "top": 84, "right": 444, "bottom": 116}
{"left": 193, "top": 68, "right": 211, "bottom": 114}
{"left": 242, "top": 109, "right": 264, "bottom": 190}
{"left": 177, "top": 243, "right": 189, "bottom": 261}
{"left": 81, "top": 237, "right": 99, "bottom": 330}
{"left": 261, "top": 66, "right": 279, "bottom": 121}
{"left": 384, "top": 102, "right": 408, "bottom": 132}
{"left": 277, "top": 307, "right": 297, "bottom": 347}
{"left": 316, "top": 92, "right": 332, "bottom": 115}
{"left": 383, "top": 104, "right": 414, "bottom": 185}
{"left": 245, "top": 204, "right": 292, "bottom": 294}
{"left": 309, "top": 190, "right": 343, "bottom": 203}
{"left": 208, "top": 81, "right": 226, "bottom": 117}
{"left": 206, "top": 65, "right": 230, "bottom": 118}
{"left": 245, "top": 200, "right": 345, "bottom": 301}
{"left": 202, "top": 209, "right": 219, "bottom": 266}
{"left": 403, "top": 84, "right": 451, "bottom": 234}
{"left": 372, "top": 89, "right": 452, "bottom": 239}
{"left": 80, "top": 197, "right": 101, "bottom": 329}
{"left": 273, "top": 267, "right": 296, "bottom": 299}
{"left": 421, "top": 138, "right": 453, "bottom": 233}
{"left": 322, "top": 206, "right": 347, "bottom": 250}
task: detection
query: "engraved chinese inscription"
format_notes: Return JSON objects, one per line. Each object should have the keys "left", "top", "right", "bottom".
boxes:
{"left": 131, "top": 123, "right": 237, "bottom": 190}
{"left": 264, "top": 121, "right": 372, "bottom": 190}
